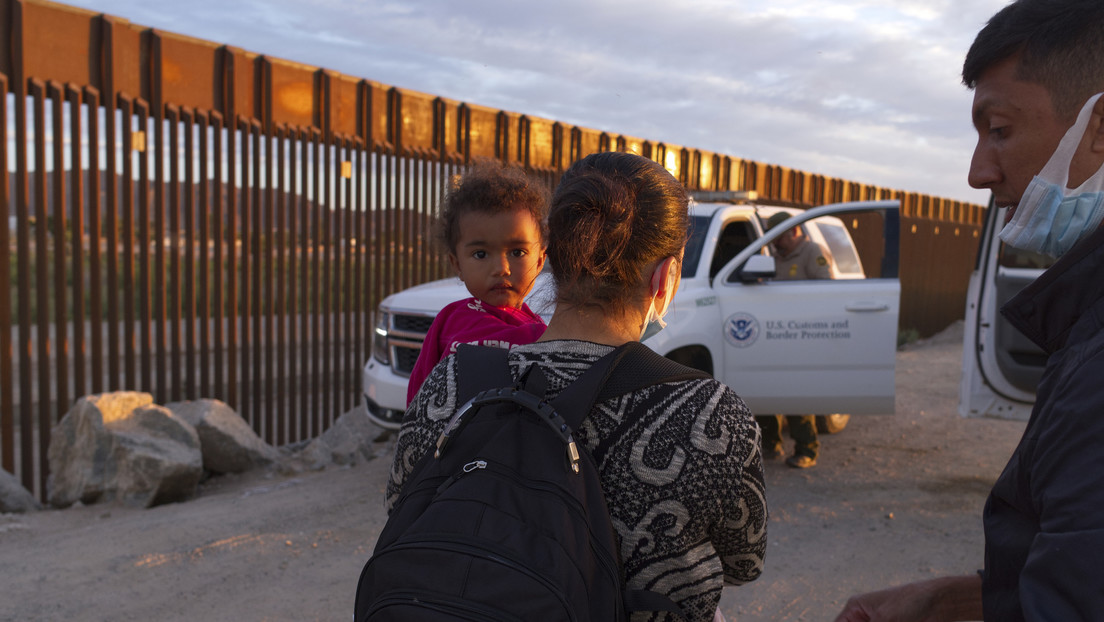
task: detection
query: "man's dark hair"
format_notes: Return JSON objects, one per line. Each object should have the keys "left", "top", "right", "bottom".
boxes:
{"left": 963, "top": 0, "right": 1104, "bottom": 121}
{"left": 766, "top": 211, "right": 794, "bottom": 231}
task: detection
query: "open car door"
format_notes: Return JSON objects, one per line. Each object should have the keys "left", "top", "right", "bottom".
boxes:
{"left": 714, "top": 201, "right": 900, "bottom": 415}
{"left": 959, "top": 197, "right": 1048, "bottom": 420}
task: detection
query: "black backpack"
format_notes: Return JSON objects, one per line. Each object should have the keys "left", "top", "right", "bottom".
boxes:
{"left": 355, "top": 341, "right": 710, "bottom": 621}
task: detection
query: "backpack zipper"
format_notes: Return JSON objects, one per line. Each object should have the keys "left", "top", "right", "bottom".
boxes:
{"left": 435, "top": 459, "right": 487, "bottom": 494}
{"left": 438, "top": 458, "right": 623, "bottom": 592}
{"left": 375, "top": 539, "right": 578, "bottom": 622}
{"left": 365, "top": 590, "right": 523, "bottom": 621}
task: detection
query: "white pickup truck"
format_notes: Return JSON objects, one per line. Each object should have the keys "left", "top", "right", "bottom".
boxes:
{"left": 363, "top": 193, "right": 902, "bottom": 431}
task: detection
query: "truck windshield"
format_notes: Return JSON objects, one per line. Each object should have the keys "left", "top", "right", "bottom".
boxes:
{"left": 683, "top": 215, "right": 712, "bottom": 278}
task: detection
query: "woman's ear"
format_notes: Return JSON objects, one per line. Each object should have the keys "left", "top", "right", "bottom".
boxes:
{"left": 650, "top": 256, "right": 679, "bottom": 298}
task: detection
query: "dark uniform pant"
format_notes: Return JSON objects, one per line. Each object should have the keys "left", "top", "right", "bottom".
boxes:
{"left": 757, "top": 415, "right": 818, "bottom": 459}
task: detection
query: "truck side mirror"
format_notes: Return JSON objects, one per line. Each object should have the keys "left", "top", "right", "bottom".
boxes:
{"left": 733, "top": 254, "right": 777, "bottom": 282}
{"left": 734, "top": 254, "right": 776, "bottom": 283}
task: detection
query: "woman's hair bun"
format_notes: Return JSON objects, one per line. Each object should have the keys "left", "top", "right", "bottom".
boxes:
{"left": 548, "top": 152, "right": 688, "bottom": 313}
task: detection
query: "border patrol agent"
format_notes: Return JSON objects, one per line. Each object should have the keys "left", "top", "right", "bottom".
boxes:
{"left": 769, "top": 211, "right": 833, "bottom": 280}
{"left": 757, "top": 211, "right": 834, "bottom": 468}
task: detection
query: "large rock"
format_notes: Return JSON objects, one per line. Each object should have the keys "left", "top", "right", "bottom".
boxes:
{"left": 47, "top": 392, "right": 203, "bottom": 509}
{"left": 299, "top": 406, "right": 387, "bottom": 469}
{"left": 0, "top": 469, "right": 40, "bottom": 513}
{"left": 167, "top": 399, "right": 279, "bottom": 474}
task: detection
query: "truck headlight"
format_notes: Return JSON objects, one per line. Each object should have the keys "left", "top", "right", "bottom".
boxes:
{"left": 373, "top": 310, "right": 391, "bottom": 365}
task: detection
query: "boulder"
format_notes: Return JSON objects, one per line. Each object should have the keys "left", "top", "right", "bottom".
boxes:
{"left": 47, "top": 392, "right": 203, "bottom": 509}
{"left": 0, "top": 469, "right": 40, "bottom": 513}
{"left": 299, "top": 406, "right": 387, "bottom": 469}
{"left": 167, "top": 399, "right": 279, "bottom": 474}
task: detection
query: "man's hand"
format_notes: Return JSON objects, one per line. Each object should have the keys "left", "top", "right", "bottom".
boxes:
{"left": 833, "top": 575, "right": 983, "bottom": 622}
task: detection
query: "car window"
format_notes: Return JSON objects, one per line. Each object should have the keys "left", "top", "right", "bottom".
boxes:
{"left": 710, "top": 219, "right": 757, "bottom": 279}
{"left": 999, "top": 243, "right": 1054, "bottom": 270}
{"left": 814, "top": 217, "right": 864, "bottom": 277}
{"left": 683, "top": 215, "right": 712, "bottom": 278}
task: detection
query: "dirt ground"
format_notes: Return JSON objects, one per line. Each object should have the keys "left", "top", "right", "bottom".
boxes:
{"left": 0, "top": 321, "right": 1027, "bottom": 622}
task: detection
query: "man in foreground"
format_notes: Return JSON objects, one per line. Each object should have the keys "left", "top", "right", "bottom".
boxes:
{"left": 836, "top": 0, "right": 1104, "bottom": 620}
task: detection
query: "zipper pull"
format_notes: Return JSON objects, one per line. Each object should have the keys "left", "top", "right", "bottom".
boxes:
{"left": 436, "top": 460, "right": 488, "bottom": 494}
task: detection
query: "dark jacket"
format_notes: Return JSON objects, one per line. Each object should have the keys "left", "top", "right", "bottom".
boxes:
{"left": 986, "top": 223, "right": 1104, "bottom": 621}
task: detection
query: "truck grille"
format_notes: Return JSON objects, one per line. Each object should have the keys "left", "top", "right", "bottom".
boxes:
{"left": 393, "top": 345, "right": 422, "bottom": 374}
{"left": 388, "top": 312, "right": 435, "bottom": 375}
{"left": 394, "top": 315, "right": 434, "bottom": 334}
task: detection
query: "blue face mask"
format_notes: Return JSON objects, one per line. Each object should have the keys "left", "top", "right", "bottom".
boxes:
{"left": 1000, "top": 92, "right": 1104, "bottom": 258}
{"left": 640, "top": 258, "right": 678, "bottom": 342}
{"left": 640, "top": 298, "right": 667, "bottom": 341}
{"left": 1000, "top": 186, "right": 1104, "bottom": 257}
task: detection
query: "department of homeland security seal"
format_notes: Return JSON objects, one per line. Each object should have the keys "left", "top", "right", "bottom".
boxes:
{"left": 724, "top": 312, "right": 759, "bottom": 348}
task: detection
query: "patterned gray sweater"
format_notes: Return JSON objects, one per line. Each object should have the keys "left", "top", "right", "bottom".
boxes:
{"left": 386, "top": 340, "right": 767, "bottom": 621}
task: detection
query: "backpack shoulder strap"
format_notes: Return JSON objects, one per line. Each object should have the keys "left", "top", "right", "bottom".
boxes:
{"left": 553, "top": 341, "right": 712, "bottom": 430}
{"left": 456, "top": 344, "right": 549, "bottom": 402}
{"left": 596, "top": 342, "right": 711, "bottom": 401}
{"left": 549, "top": 345, "right": 626, "bottom": 430}
{"left": 455, "top": 344, "right": 512, "bottom": 405}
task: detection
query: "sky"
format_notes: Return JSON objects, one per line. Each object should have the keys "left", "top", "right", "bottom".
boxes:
{"left": 61, "top": 0, "right": 1011, "bottom": 205}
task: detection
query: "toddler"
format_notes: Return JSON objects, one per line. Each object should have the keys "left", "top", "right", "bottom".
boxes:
{"left": 405, "top": 162, "right": 549, "bottom": 405}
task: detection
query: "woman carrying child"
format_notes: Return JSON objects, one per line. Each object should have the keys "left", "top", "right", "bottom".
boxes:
{"left": 405, "top": 162, "right": 549, "bottom": 405}
{"left": 389, "top": 152, "right": 766, "bottom": 621}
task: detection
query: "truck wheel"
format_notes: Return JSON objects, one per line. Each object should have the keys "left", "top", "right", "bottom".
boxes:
{"left": 816, "top": 414, "right": 850, "bottom": 434}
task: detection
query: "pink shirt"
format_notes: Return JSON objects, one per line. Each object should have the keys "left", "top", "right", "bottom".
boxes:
{"left": 405, "top": 297, "right": 546, "bottom": 405}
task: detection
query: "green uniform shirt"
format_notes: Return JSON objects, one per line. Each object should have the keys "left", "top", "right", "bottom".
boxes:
{"left": 776, "top": 238, "right": 833, "bottom": 280}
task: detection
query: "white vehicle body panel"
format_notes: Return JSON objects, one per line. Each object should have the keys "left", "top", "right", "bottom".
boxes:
{"left": 715, "top": 279, "right": 899, "bottom": 415}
